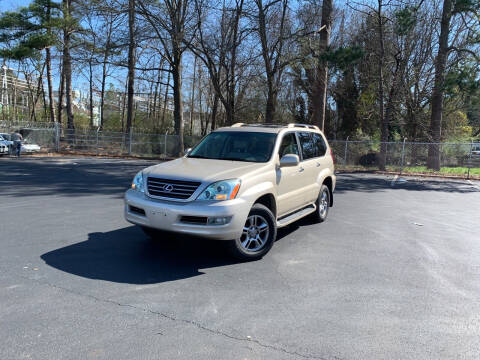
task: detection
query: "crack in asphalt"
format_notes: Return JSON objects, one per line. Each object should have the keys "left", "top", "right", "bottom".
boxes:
{"left": 16, "top": 273, "right": 342, "bottom": 360}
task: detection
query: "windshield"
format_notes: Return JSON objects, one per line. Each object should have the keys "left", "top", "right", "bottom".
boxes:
{"left": 188, "top": 131, "right": 277, "bottom": 162}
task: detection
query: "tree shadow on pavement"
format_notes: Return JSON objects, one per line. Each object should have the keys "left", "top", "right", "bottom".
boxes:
{"left": 40, "top": 225, "right": 240, "bottom": 284}
{"left": 335, "top": 173, "right": 479, "bottom": 194}
{"left": 0, "top": 157, "right": 157, "bottom": 198}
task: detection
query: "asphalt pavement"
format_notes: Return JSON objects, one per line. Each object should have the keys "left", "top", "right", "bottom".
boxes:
{"left": 1, "top": 156, "right": 480, "bottom": 360}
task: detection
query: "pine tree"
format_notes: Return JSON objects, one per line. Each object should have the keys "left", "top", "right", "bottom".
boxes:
{"left": 0, "top": 0, "right": 62, "bottom": 123}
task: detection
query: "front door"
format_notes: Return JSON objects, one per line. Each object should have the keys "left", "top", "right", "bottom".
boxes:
{"left": 275, "top": 132, "right": 307, "bottom": 216}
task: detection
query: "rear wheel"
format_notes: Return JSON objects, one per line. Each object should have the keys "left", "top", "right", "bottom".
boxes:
{"left": 309, "top": 184, "right": 330, "bottom": 223}
{"left": 227, "top": 203, "right": 277, "bottom": 261}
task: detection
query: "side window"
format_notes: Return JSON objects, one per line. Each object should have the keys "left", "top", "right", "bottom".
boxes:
{"left": 312, "top": 133, "right": 327, "bottom": 157}
{"left": 298, "top": 132, "right": 315, "bottom": 160}
{"left": 278, "top": 133, "right": 299, "bottom": 158}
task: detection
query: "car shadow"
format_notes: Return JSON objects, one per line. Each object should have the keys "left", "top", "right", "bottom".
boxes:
{"left": 41, "top": 225, "right": 241, "bottom": 284}
{"left": 40, "top": 220, "right": 311, "bottom": 285}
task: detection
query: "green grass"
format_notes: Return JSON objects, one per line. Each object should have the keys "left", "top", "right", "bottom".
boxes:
{"left": 393, "top": 166, "right": 480, "bottom": 176}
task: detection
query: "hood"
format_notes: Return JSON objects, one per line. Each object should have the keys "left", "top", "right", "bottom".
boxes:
{"left": 143, "top": 157, "right": 269, "bottom": 183}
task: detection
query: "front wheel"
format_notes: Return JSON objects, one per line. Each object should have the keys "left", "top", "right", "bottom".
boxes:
{"left": 227, "top": 203, "right": 277, "bottom": 261}
{"left": 309, "top": 184, "right": 330, "bottom": 223}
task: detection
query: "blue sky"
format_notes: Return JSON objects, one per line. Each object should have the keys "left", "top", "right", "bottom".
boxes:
{"left": 1, "top": 0, "right": 30, "bottom": 11}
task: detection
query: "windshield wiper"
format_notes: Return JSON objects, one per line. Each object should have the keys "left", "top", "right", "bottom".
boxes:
{"left": 187, "top": 155, "right": 212, "bottom": 159}
{"left": 220, "top": 157, "right": 253, "bottom": 162}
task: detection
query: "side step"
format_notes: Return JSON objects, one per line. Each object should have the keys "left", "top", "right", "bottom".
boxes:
{"left": 277, "top": 204, "right": 316, "bottom": 228}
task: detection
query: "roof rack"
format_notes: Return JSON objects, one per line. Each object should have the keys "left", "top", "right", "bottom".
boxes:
{"left": 230, "top": 123, "right": 320, "bottom": 130}
{"left": 287, "top": 123, "right": 320, "bottom": 130}
{"left": 231, "top": 123, "right": 286, "bottom": 128}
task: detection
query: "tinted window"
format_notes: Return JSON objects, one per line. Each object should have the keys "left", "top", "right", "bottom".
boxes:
{"left": 312, "top": 133, "right": 327, "bottom": 157}
{"left": 188, "top": 131, "right": 277, "bottom": 162}
{"left": 298, "top": 132, "right": 315, "bottom": 160}
{"left": 278, "top": 133, "right": 299, "bottom": 158}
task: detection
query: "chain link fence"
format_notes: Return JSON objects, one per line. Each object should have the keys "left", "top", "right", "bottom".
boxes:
{"left": 1, "top": 121, "right": 479, "bottom": 175}
{"left": 329, "top": 140, "right": 477, "bottom": 168}
{"left": 0, "top": 121, "right": 203, "bottom": 158}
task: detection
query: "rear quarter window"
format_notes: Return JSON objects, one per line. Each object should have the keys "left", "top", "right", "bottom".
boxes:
{"left": 312, "top": 133, "right": 327, "bottom": 157}
{"left": 297, "top": 132, "right": 315, "bottom": 160}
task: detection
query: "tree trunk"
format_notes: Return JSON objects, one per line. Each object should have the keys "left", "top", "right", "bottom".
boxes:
{"left": 377, "top": 0, "right": 387, "bottom": 171}
{"left": 172, "top": 56, "right": 184, "bottom": 155}
{"left": 89, "top": 59, "right": 94, "bottom": 127}
{"left": 125, "top": 0, "right": 136, "bottom": 141}
{"left": 57, "top": 59, "right": 64, "bottom": 124}
{"left": 265, "top": 84, "right": 276, "bottom": 123}
{"left": 63, "top": 0, "right": 75, "bottom": 140}
{"left": 30, "top": 62, "right": 46, "bottom": 122}
{"left": 153, "top": 62, "right": 163, "bottom": 128}
{"left": 161, "top": 69, "right": 171, "bottom": 129}
{"left": 189, "top": 56, "right": 197, "bottom": 135}
{"left": 45, "top": 47, "right": 55, "bottom": 123}
{"left": 211, "top": 92, "right": 219, "bottom": 132}
{"left": 315, "top": 0, "right": 333, "bottom": 131}
{"left": 427, "top": 0, "right": 453, "bottom": 170}
{"left": 45, "top": 1, "right": 55, "bottom": 123}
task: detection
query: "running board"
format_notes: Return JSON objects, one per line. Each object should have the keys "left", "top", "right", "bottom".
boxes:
{"left": 277, "top": 204, "right": 316, "bottom": 228}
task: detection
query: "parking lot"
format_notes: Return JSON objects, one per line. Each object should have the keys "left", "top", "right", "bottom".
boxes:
{"left": 1, "top": 156, "right": 480, "bottom": 359}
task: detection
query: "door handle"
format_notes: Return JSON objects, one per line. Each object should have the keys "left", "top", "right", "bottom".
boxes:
{"left": 298, "top": 167, "right": 305, "bottom": 172}
{"left": 316, "top": 162, "right": 321, "bottom": 167}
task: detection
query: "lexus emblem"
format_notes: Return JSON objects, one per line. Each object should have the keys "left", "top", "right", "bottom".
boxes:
{"left": 163, "top": 184, "right": 174, "bottom": 192}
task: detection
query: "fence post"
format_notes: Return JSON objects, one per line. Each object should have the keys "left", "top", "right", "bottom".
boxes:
{"left": 164, "top": 133, "right": 168, "bottom": 159}
{"left": 128, "top": 127, "right": 133, "bottom": 156}
{"left": 344, "top": 136, "right": 349, "bottom": 166}
{"left": 401, "top": 137, "right": 406, "bottom": 169}
{"left": 468, "top": 140, "right": 473, "bottom": 179}
{"left": 96, "top": 127, "right": 100, "bottom": 156}
{"left": 54, "top": 122, "right": 60, "bottom": 152}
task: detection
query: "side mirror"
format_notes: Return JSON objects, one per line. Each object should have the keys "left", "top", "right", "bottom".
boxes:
{"left": 279, "top": 154, "right": 299, "bottom": 167}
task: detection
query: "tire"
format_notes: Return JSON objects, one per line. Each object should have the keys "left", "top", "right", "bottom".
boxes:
{"left": 227, "top": 203, "right": 277, "bottom": 261}
{"left": 309, "top": 184, "right": 330, "bottom": 223}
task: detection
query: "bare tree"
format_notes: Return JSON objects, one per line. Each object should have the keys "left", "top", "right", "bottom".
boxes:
{"left": 137, "top": 0, "right": 198, "bottom": 154}
{"left": 126, "top": 0, "right": 136, "bottom": 139}
{"left": 253, "top": 0, "right": 292, "bottom": 123}
{"left": 63, "top": 0, "right": 75, "bottom": 137}
{"left": 315, "top": 0, "right": 333, "bottom": 131}
{"left": 190, "top": 0, "right": 249, "bottom": 126}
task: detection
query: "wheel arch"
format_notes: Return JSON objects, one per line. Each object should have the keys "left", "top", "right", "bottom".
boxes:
{"left": 253, "top": 193, "right": 277, "bottom": 218}
{"left": 322, "top": 176, "right": 334, "bottom": 207}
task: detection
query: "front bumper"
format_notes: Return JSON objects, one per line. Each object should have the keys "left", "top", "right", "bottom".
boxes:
{"left": 124, "top": 189, "right": 250, "bottom": 240}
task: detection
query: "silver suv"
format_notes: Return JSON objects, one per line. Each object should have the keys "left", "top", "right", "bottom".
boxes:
{"left": 124, "top": 123, "right": 336, "bottom": 260}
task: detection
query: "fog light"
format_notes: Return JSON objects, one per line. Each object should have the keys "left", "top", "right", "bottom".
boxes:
{"left": 207, "top": 216, "right": 232, "bottom": 225}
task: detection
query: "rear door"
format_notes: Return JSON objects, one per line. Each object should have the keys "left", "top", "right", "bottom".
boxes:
{"left": 297, "top": 132, "right": 322, "bottom": 204}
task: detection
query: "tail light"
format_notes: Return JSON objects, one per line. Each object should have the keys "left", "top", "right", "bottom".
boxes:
{"left": 330, "top": 147, "right": 335, "bottom": 165}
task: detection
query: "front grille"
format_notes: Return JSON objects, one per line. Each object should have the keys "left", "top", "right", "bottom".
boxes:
{"left": 147, "top": 177, "right": 201, "bottom": 200}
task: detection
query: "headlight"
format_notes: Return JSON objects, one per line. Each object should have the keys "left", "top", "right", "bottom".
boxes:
{"left": 197, "top": 179, "right": 241, "bottom": 201}
{"left": 131, "top": 171, "right": 145, "bottom": 193}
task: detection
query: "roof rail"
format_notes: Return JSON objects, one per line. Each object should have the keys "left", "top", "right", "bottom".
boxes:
{"left": 287, "top": 123, "right": 320, "bottom": 130}
{"left": 230, "top": 123, "right": 285, "bottom": 128}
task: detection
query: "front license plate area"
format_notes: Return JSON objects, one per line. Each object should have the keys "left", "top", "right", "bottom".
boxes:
{"left": 149, "top": 209, "right": 171, "bottom": 223}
